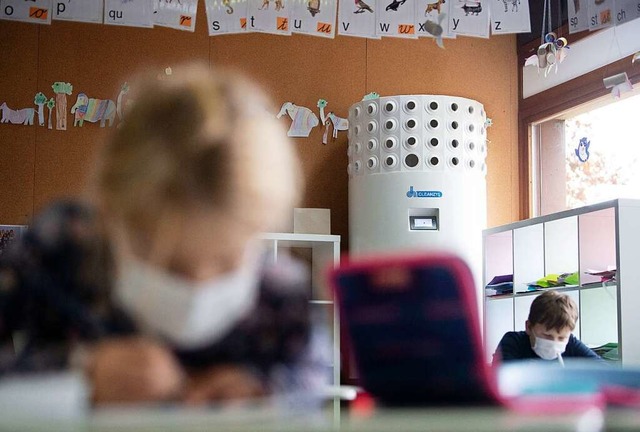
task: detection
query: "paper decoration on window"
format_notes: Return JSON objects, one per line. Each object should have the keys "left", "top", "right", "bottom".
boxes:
{"left": 449, "top": 1, "right": 489, "bottom": 38}
{"left": 588, "top": 0, "right": 613, "bottom": 31}
{"left": 291, "top": 0, "right": 337, "bottom": 38}
{"left": 566, "top": 0, "right": 588, "bottom": 34}
{"left": 0, "top": 102, "right": 35, "bottom": 125}
{"left": 418, "top": 0, "right": 454, "bottom": 44}
{"left": 70, "top": 93, "right": 116, "bottom": 127}
{"left": 205, "top": 0, "right": 248, "bottom": 35}
{"left": 604, "top": 72, "right": 633, "bottom": 98}
{"left": 52, "top": 82, "right": 72, "bottom": 131}
{"left": 276, "top": 102, "right": 319, "bottom": 137}
{"left": 524, "top": 32, "right": 570, "bottom": 76}
{"left": 104, "top": 0, "right": 155, "bottom": 28}
{"left": 376, "top": 0, "right": 418, "bottom": 38}
{"left": 34, "top": 92, "right": 47, "bottom": 126}
{"left": 0, "top": 0, "right": 52, "bottom": 24}
{"left": 247, "top": 0, "right": 291, "bottom": 34}
{"left": 337, "top": 0, "right": 378, "bottom": 38}
{"left": 53, "top": 0, "right": 103, "bottom": 24}
{"left": 155, "top": 0, "right": 198, "bottom": 31}
{"left": 46, "top": 98, "right": 55, "bottom": 129}
{"left": 491, "top": 0, "right": 531, "bottom": 35}
{"left": 420, "top": 13, "right": 446, "bottom": 47}
{"left": 575, "top": 137, "right": 590, "bottom": 163}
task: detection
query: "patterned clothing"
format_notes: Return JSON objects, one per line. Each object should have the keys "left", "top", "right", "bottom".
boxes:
{"left": 0, "top": 201, "right": 327, "bottom": 395}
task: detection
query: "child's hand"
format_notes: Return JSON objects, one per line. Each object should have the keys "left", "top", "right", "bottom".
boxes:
{"left": 88, "top": 337, "right": 185, "bottom": 405}
{"left": 184, "top": 365, "right": 266, "bottom": 405}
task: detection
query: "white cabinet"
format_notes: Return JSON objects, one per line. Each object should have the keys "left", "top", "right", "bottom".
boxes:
{"left": 483, "top": 199, "right": 640, "bottom": 366}
{"left": 259, "top": 232, "right": 341, "bottom": 421}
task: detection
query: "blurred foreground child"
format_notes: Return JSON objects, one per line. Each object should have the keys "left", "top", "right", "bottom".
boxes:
{"left": 0, "top": 64, "right": 327, "bottom": 406}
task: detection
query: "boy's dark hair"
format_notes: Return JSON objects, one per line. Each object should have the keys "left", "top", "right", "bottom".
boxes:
{"left": 528, "top": 290, "right": 578, "bottom": 331}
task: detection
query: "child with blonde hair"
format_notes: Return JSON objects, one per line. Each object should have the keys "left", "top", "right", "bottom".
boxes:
{"left": 0, "top": 64, "right": 326, "bottom": 406}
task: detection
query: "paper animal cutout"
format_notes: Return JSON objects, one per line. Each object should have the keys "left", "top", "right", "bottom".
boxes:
{"left": 461, "top": 1, "right": 482, "bottom": 15}
{"left": 223, "top": 0, "right": 234, "bottom": 13}
{"left": 317, "top": 99, "right": 348, "bottom": 144}
{"left": 425, "top": 0, "right": 445, "bottom": 14}
{"left": 499, "top": 0, "right": 520, "bottom": 12}
{"left": 575, "top": 137, "right": 590, "bottom": 163}
{"left": 308, "top": 0, "right": 320, "bottom": 15}
{"left": 277, "top": 102, "right": 319, "bottom": 137}
{"left": 116, "top": 82, "right": 132, "bottom": 121}
{"left": 0, "top": 102, "right": 35, "bottom": 125}
{"left": 354, "top": 0, "right": 374, "bottom": 13}
{"left": 324, "top": 112, "right": 349, "bottom": 144}
{"left": 52, "top": 82, "right": 73, "bottom": 131}
{"left": 362, "top": 92, "right": 379, "bottom": 100}
{"left": 34, "top": 92, "right": 47, "bottom": 126}
{"left": 385, "top": 0, "right": 406, "bottom": 11}
{"left": 46, "top": 98, "right": 55, "bottom": 130}
{"left": 70, "top": 93, "right": 117, "bottom": 127}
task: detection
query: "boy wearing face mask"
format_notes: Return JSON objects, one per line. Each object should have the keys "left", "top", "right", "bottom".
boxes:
{"left": 0, "top": 64, "right": 329, "bottom": 407}
{"left": 493, "top": 291, "right": 601, "bottom": 365}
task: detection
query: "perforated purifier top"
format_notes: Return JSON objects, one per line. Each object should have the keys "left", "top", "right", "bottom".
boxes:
{"left": 347, "top": 95, "right": 488, "bottom": 178}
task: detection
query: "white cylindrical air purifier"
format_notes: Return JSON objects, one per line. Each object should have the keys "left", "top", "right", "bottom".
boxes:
{"left": 347, "top": 95, "right": 488, "bottom": 303}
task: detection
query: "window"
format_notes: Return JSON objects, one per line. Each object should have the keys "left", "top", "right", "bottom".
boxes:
{"left": 531, "top": 87, "right": 640, "bottom": 216}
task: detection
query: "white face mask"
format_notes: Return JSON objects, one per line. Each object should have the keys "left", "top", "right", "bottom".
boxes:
{"left": 532, "top": 335, "right": 568, "bottom": 360}
{"left": 114, "top": 253, "right": 261, "bottom": 349}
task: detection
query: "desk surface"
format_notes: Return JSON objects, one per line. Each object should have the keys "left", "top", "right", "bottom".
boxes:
{"left": 5, "top": 406, "right": 639, "bottom": 432}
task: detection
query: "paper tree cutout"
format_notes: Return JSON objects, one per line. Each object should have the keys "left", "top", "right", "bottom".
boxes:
{"left": 276, "top": 102, "right": 319, "bottom": 137}
{"left": 70, "top": 93, "right": 116, "bottom": 127}
{"left": 46, "top": 98, "right": 55, "bottom": 130}
{"left": 34, "top": 92, "right": 47, "bottom": 126}
{"left": 0, "top": 102, "right": 35, "bottom": 125}
{"left": 52, "top": 82, "right": 73, "bottom": 131}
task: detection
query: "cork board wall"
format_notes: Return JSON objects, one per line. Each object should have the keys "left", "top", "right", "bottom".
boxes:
{"left": 0, "top": 1, "right": 520, "bottom": 250}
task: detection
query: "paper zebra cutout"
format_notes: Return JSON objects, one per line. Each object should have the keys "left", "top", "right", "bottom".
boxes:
{"left": 70, "top": 93, "right": 116, "bottom": 127}
{"left": 317, "top": 99, "right": 349, "bottom": 144}
{"left": 0, "top": 102, "right": 35, "bottom": 125}
{"left": 277, "top": 102, "right": 319, "bottom": 137}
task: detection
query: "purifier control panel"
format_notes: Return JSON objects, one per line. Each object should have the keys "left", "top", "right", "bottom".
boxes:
{"left": 409, "top": 215, "right": 438, "bottom": 231}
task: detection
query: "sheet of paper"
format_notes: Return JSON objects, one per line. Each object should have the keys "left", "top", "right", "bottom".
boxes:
{"left": 291, "top": 0, "right": 337, "bottom": 38}
{"left": 337, "top": 0, "right": 379, "bottom": 38}
{"left": 246, "top": 0, "right": 292, "bottom": 34}
{"left": 205, "top": 0, "right": 248, "bottom": 35}
{"left": 491, "top": 0, "right": 531, "bottom": 35}
{"left": 376, "top": 0, "right": 418, "bottom": 38}
{"left": 567, "top": 0, "right": 589, "bottom": 33}
{"left": 103, "top": 0, "right": 155, "bottom": 28}
{"left": 0, "top": 0, "right": 53, "bottom": 24}
{"left": 154, "top": 0, "right": 198, "bottom": 31}
{"left": 449, "top": 0, "right": 489, "bottom": 38}
{"left": 53, "top": 0, "right": 103, "bottom": 24}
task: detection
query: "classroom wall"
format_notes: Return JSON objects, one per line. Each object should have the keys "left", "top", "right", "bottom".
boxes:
{"left": 0, "top": 1, "right": 519, "bottom": 250}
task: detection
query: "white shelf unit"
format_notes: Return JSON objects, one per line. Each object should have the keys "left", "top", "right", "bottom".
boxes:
{"left": 483, "top": 199, "right": 640, "bottom": 365}
{"left": 259, "top": 232, "right": 341, "bottom": 422}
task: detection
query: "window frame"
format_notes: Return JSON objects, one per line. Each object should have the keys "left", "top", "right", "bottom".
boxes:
{"left": 517, "top": 25, "right": 640, "bottom": 219}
